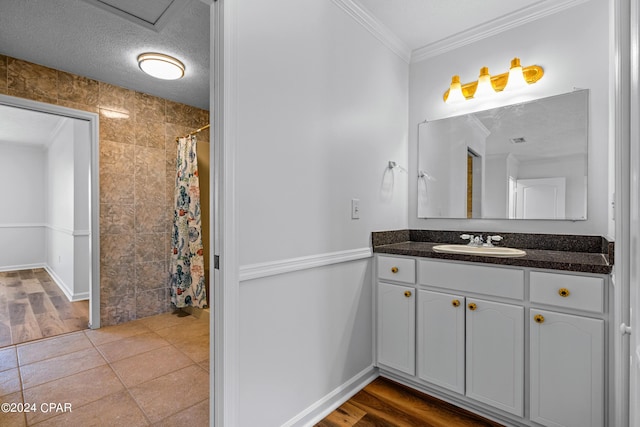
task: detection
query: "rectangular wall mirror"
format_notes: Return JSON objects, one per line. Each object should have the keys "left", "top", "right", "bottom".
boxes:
{"left": 418, "top": 89, "right": 588, "bottom": 220}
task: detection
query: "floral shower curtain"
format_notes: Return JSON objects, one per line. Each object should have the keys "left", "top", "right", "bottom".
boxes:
{"left": 170, "top": 135, "right": 207, "bottom": 308}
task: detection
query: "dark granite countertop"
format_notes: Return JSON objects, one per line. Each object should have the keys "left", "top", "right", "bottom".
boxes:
{"left": 372, "top": 230, "right": 613, "bottom": 275}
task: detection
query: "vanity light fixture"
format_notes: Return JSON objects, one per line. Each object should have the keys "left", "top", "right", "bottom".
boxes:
{"left": 443, "top": 57, "right": 544, "bottom": 103}
{"left": 137, "top": 53, "right": 185, "bottom": 80}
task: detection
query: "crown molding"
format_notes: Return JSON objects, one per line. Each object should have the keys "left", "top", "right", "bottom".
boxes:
{"left": 411, "top": 0, "right": 591, "bottom": 63}
{"left": 331, "top": 0, "right": 412, "bottom": 63}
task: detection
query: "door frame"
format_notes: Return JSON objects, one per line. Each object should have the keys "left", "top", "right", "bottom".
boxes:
{"left": 213, "top": 0, "right": 240, "bottom": 425}
{"left": 0, "top": 94, "right": 101, "bottom": 329}
{"left": 627, "top": 0, "right": 639, "bottom": 425}
{"left": 613, "top": 0, "right": 632, "bottom": 425}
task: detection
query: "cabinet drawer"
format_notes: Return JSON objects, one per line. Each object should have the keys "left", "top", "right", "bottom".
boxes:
{"left": 530, "top": 271, "right": 604, "bottom": 313}
{"left": 378, "top": 256, "right": 415, "bottom": 283}
{"left": 418, "top": 259, "right": 524, "bottom": 300}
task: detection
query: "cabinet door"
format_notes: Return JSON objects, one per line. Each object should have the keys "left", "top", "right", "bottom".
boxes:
{"left": 417, "top": 290, "right": 465, "bottom": 394}
{"left": 530, "top": 309, "right": 604, "bottom": 427}
{"left": 377, "top": 282, "right": 415, "bottom": 375}
{"left": 466, "top": 298, "right": 524, "bottom": 417}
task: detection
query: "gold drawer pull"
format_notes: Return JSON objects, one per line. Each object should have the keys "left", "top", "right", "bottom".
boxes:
{"left": 468, "top": 302, "right": 477, "bottom": 311}
{"left": 558, "top": 288, "right": 570, "bottom": 298}
{"left": 534, "top": 314, "right": 545, "bottom": 324}
{"left": 404, "top": 291, "right": 412, "bottom": 298}
{"left": 452, "top": 299, "right": 460, "bottom": 307}
{"left": 391, "top": 267, "right": 399, "bottom": 273}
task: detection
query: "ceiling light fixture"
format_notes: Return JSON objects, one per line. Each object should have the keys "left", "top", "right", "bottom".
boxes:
{"left": 137, "top": 53, "right": 185, "bottom": 80}
{"left": 443, "top": 57, "right": 544, "bottom": 103}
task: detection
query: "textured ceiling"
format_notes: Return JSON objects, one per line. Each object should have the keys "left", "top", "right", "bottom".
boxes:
{"left": 0, "top": 0, "right": 211, "bottom": 110}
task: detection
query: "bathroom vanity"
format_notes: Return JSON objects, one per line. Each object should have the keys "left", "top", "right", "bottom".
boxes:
{"left": 372, "top": 230, "right": 614, "bottom": 427}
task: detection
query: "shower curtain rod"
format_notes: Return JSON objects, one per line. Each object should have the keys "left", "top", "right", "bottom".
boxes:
{"left": 175, "top": 124, "right": 210, "bottom": 141}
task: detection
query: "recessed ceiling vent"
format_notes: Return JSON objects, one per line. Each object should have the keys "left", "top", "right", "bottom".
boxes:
{"left": 82, "top": 0, "right": 186, "bottom": 31}
{"left": 510, "top": 137, "right": 527, "bottom": 144}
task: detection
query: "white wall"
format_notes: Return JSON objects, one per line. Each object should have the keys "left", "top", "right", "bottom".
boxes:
{"left": 409, "top": 0, "right": 610, "bottom": 236}
{"left": 234, "top": 0, "right": 409, "bottom": 425}
{"left": 0, "top": 143, "right": 46, "bottom": 270}
{"left": 45, "top": 118, "right": 91, "bottom": 300}
{"left": 46, "top": 119, "right": 75, "bottom": 295}
{"left": 72, "top": 119, "right": 91, "bottom": 300}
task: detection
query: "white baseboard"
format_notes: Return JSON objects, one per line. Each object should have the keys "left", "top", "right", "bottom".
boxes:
{"left": 0, "top": 263, "right": 45, "bottom": 272}
{"left": 44, "top": 265, "right": 88, "bottom": 302}
{"left": 282, "top": 366, "right": 379, "bottom": 427}
{"left": 0, "top": 263, "right": 87, "bottom": 301}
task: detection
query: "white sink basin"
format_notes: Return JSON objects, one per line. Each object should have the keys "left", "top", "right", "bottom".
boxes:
{"left": 432, "top": 244, "right": 526, "bottom": 258}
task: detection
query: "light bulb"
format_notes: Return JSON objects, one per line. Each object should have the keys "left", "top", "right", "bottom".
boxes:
{"left": 473, "top": 67, "right": 495, "bottom": 99}
{"left": 445, "top": 75, "right": 465, "bottom": 103}
{"left": 504, "top": 57, "right": 528, "bottom": 91}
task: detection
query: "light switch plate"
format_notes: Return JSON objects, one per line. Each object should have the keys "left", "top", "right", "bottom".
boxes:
{"left": 351, "top": 198, "right": 360, "bottom": 219}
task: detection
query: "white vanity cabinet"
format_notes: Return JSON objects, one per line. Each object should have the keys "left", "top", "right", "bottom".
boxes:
{"left": 416, "top": 259, "right": 525, "bottom": 417}
{"left": 374, "top": 254, "right": 610, "bottom": 427}
{"left": 465, "top": 298, "right": 524, "bottom": 416}
{"left": 529, "top": 272, "right": 605, "bottom": 427}
{"left": 417, "top": 289, "right": 465, "bottom": 394}
{"left": 376, "top": 257, "right": 416, "bottom": 375}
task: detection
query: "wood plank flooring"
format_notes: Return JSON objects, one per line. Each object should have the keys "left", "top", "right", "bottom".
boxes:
{"left": 0, "top": 269, "right": 89, "bottom": 347}
{"left": 316, "top": 377, "right": 505, "bottom": 427}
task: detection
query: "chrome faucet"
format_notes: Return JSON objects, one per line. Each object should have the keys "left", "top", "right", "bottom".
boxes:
{"left": 485, "top": 235, "right": 503, "bottom": 247}
{"left": 460, "top": 234, "right": 480, "bottom": 246}
{"left": 460, "top": 234, "right": 503, "bottom": 247}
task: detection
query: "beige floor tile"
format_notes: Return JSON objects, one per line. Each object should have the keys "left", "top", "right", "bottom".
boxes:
{"left": 138, "top": 311, "right": 198, "bottom": 331}
{"left": 176, "top": 338, "right": 209, "bottom": 363}
{"left": 0, "top": 346, "right": 17, "bottom": 372}
{"left": 24, "top": 365, "right": 125, "bottom": 425}
{"left": 0, "top": 367, "right": 21, "bottom": 397}
{"left": 19, "top": 347, "right": 106, "bottom": 389}
{"left": 155, "top": 321, "right": 209, "bottom": 344}
{"left": 0, "top": 391, "right": 26, "bottom": 427}
{"left": 17, "top": 331, "right": 92, "bottom": 366}
{"left": 84, "top": 320, "right": 152, "bottom": 346}
{"left": 33, "top": 390, "right": 149, "bottom": 427}
{"left": 129, "top": 364, "right": 209, "bottom": 423}
{"left": 97, "top": 332, "right": 170, "bottom": 363}
{"left": 199, "top": 358, "right": 209, "bottom": 372}
{"left": 152, "top": 398, "right": 209, "bottom": 427}
{"left": 110, "top": 345, "right": 194, "bottom": 387}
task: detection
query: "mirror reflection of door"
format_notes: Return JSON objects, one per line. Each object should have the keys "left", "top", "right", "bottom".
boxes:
{"left": 467, "top": 150, "right": 482, "bottom": 219}
{"left": 515, "top": 177, "right": 566, "bottom": 219}
{"left": 467, "top": 153, "right": 473, "bottom": 218}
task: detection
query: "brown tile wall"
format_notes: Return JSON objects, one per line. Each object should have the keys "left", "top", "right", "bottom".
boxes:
{"left": 0, "top": 55, "right": 210, "bottom": 326}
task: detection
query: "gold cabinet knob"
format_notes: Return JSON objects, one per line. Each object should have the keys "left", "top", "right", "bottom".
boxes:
{"left": 468, "top": 302, "right": 477, "bottom": 311}
{"left": 404, "top": 290, "right": 412, "bottom": 298}
{"left": 391, "top": 267, "right": 399, "bottom": 273}
{"left": 534, "top": 314, "right": 545, "bottom": 324}
{"left": 558, "top": 288, "right": 570, "bottom": 298}
{"left": 452, "top": 299, "right": 460, "bottom": 307}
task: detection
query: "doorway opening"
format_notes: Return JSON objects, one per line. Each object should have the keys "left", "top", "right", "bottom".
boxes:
{"left": 0, "top": 95, "right": 100, "bottom": 347}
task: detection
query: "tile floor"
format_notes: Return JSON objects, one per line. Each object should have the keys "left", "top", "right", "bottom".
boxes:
{"left": 0, "top": 311, "right": 209, "bottom": 426}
